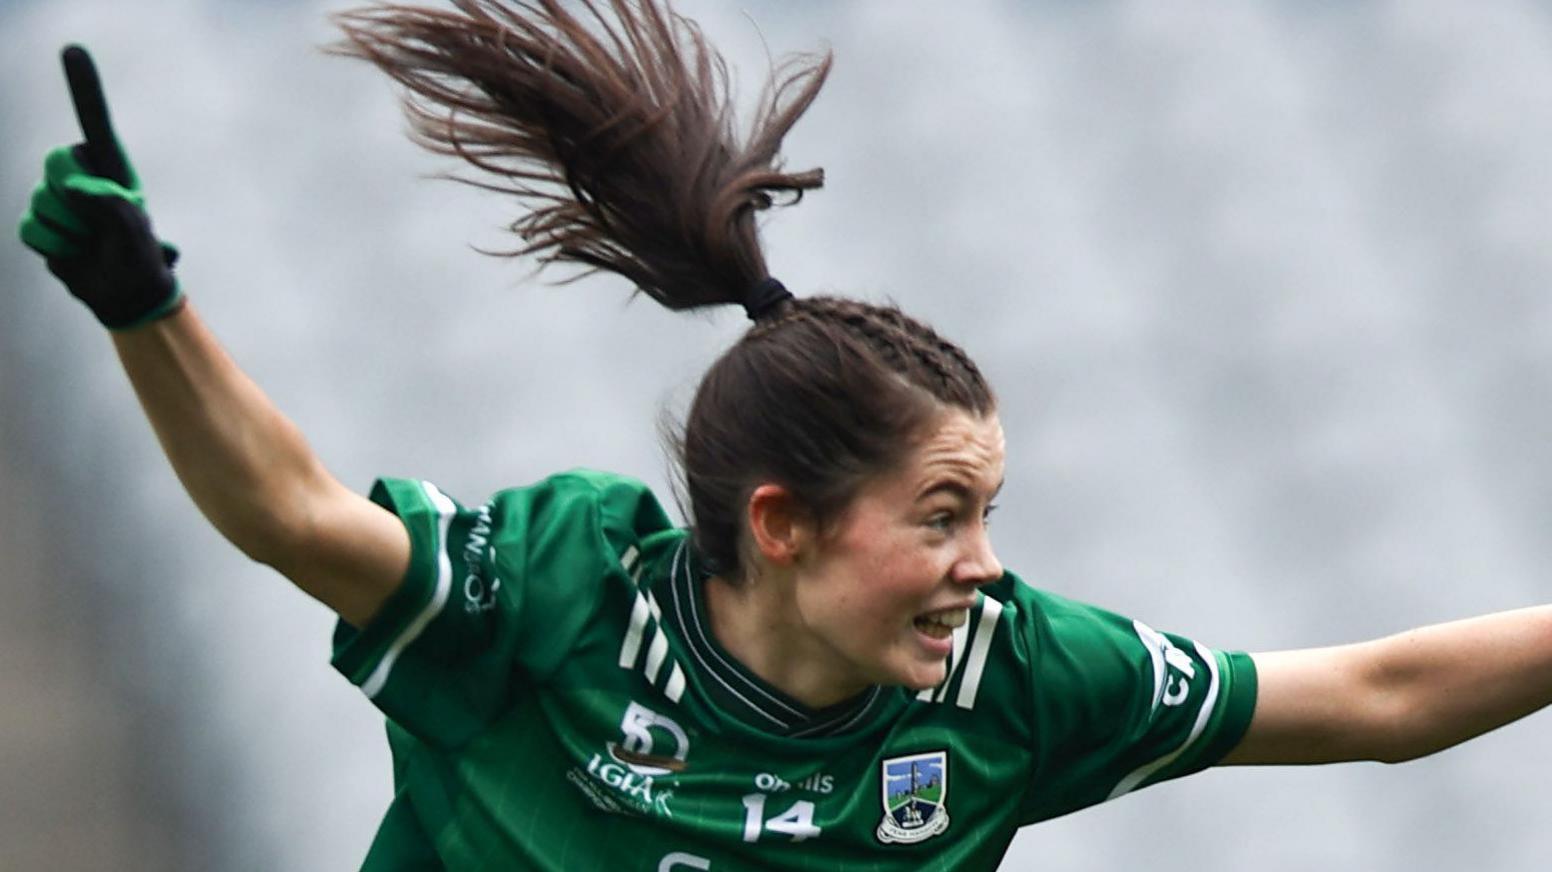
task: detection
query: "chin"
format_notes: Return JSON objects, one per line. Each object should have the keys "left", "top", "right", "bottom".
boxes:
{"left": 894, "top": 659, "right": 949, "bottom": 692}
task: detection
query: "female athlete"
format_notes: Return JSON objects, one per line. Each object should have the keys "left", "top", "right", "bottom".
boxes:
{"left": 17, "top": 1, "right": 1552, "bottom": 869}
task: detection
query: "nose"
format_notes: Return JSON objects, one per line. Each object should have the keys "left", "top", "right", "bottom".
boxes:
{"left": 951, "top": 528, "right": 1003, "bottom": 587}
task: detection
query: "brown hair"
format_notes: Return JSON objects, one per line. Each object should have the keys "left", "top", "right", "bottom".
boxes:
{"left": 334, "top": 0, "right": 995, "bottom": 576}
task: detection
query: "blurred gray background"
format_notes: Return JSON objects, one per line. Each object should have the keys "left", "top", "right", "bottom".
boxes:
{"left": 3, "top": 0, "right": 1551, "bottom": 869}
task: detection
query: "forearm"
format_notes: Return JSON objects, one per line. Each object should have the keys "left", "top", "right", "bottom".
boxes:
{"left": 1367, "top": 606, "right": 1552, "bottom": 762}
{"left": 111, "top": 302, "right": 333, "bottom": 567}
{"left": 1229, "top": 606, "right": 1552, "bottom": 765}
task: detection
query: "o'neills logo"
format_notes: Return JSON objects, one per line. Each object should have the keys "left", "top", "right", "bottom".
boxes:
{"left": 461, "top": 503, "right": 500, "bottom": 615}
{"left": 876, "top": 750, "right": 950, "bottom": 844}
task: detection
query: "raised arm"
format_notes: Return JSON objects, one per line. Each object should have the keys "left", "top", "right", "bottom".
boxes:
{"left": 110, "top": 306, "right": 409, "bottom": 627}
{"left": 17, "top": 46, "right": 406, "bottom": 628}
{"left": 1222, "top": 606, "right": 1552, "bottom": 765}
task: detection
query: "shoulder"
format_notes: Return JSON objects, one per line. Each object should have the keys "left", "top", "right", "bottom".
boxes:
{"left": 984, "top": 574, "right": 1158, "bottom": 664}
{"left": 372, "top": 467, "right": 666, "bottom": 527}
{"left": 486, "top": 468, "right": 674, "bottom": 560}
{"left": 361, "top": 469, "right": 677, "bottom": 670}
{"left": 485, "top": 471, "right": 677, "bottom": 671}
{"left": 476, "top": 467, "right": 675, "bottom": 603}
{"left": 945, "top": 574, "right": 1200, "bottom": 733}
{"left": 983, "top": 573, "right": 1197, "bottom": 704}
{"left": 492, "top": 467, "right": 669, "bottom": 523}
{"left": 986, "top": 573, "right": 1256, "bottom": 774}
{"left": 365, "top": 468, "right": 672, "bottom": 595}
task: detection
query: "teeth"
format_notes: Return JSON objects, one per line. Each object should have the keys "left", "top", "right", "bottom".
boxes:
{"left": 917, "top": 608, "right": 969, "bottom": 629}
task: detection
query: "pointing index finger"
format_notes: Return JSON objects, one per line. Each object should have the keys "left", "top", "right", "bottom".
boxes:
{"left": 60, "top": 44, "right": 131, "bottom": 187}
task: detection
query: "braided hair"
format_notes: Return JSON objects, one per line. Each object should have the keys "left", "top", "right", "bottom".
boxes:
{"left": 686, "top": 297, "right": 994, "bottom": 575}
{"left": 335, "top": 0, "right": 995, "bottom": 577}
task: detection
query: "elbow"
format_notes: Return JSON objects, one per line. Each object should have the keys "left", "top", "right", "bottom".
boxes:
{"left": 1372, "top": 743, "right": 1430, "bottom": 766}
{"left": 216, "top": 506, "right": 309, "bottom": 571}
{"left": 1355, "top": 662, "right": 1449, "bottom": 765}
{"left": 1373, "top": 737, "right": 1448, "bottom": 766}
{"left": 204, "top": 468, "right": 335, "bottom": 572}
{"left": 229, "top": 524, "right": 296, "bottom": 571}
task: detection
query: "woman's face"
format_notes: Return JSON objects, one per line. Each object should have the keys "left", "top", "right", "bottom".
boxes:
{"left": 791, "top": 409, "right": 1006, "bottom": 697}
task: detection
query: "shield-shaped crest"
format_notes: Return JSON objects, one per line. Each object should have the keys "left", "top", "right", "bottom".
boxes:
{"left": 876, "top": 750, "right": 950, "bottom": 844}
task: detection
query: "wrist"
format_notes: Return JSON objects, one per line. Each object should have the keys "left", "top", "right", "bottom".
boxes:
{"left": 105, "top": 285, "right": 186, "bottom": 332}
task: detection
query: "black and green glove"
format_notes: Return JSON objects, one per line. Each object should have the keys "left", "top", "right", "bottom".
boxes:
{"left": 18, "top": 45, "right": 183, "bottom": 330}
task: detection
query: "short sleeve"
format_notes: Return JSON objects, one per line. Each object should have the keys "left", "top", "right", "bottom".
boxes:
{"left": 1016, "top": 588, "right": 1258, "bottom": 824}
{"left": 330, "top": 469, "right": 673, "bottom": 747}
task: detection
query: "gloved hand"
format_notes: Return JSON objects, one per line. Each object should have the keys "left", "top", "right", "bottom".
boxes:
{"left": 18, "top": 45, "right": 183, "bottom": 330}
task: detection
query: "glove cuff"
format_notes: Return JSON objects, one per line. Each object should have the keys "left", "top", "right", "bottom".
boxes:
{"left": 104, "top": 283, "right": 185, "bottom": 331}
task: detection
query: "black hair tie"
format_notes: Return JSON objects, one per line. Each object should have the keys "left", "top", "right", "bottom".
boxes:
{"left": 743, "top": 276, "right": 794, "bottom": 321}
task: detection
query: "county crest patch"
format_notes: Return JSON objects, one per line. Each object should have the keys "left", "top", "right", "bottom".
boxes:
{"left": 876, "top": 750, "right": 950, "bottom": 844}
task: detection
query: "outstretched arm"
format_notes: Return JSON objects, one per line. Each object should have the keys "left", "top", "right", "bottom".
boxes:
{"left": 1222, "top": 606, "right": 1552, "bottom": 764}
{"left": 111, "top": 305, "right": 408, "bottom": 628}
{"left": 18, "top": 46, "right": 407, "bottom": 628}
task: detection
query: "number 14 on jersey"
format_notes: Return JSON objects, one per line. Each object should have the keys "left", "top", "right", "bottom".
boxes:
{"left": 741, "top": 793, "right": 820, "bottom": 842}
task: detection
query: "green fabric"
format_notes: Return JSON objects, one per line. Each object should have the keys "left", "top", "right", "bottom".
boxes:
{"left": 18, "top": 146, "right": 145, "bottom": 258}
{"left": 334, "top": 469, "right": 1258, "bottom": 871}
{"left": 360, "top": 789, "right": 445, "bottom": 872}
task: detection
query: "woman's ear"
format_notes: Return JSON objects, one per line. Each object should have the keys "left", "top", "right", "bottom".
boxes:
{"left": 746, "top": 483, "right": 809, "bottom": 566}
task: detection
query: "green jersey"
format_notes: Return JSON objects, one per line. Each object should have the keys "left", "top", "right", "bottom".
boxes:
{"left": 333, "top": 469, "right": 1257, "bottom": 871}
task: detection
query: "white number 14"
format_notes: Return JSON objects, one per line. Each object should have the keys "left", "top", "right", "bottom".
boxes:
{"left": 740, "top": 794, "right": 821, "bottom": 843}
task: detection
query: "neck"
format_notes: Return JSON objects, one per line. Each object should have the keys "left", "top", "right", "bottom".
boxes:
{"left": 703, "top": 572, "right": 869, "bottom": 710}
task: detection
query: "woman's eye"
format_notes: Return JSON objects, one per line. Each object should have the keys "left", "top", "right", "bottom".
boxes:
{"left": 927, "top": 502, "right": 997, "bottom": 532}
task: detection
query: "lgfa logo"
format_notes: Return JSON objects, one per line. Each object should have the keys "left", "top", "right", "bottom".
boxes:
{"left": 575, "top": 701, "right": 688, "bottom": 818}
{"left": 875, "top": 750, "right": 950, "bottom": 844}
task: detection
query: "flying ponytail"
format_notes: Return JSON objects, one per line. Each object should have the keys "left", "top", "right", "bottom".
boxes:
{"left": 332, "top": 0, "right": 829, "bottom": 312}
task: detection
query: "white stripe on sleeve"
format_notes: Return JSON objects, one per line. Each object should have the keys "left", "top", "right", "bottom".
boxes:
{"left": 1105, "top": 641, "right": 1222, "bottom": 801}
{"left": 362, "top": 482, "right": 458, "bottom": 700}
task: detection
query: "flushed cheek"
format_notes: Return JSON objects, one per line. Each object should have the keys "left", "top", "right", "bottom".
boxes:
{"left": 845, "top": 602, "right": 921, "bottom": 669}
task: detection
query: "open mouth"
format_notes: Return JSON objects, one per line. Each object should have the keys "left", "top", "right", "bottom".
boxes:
{"left": 913, "top": 607, "right": 969, "bottom": 640}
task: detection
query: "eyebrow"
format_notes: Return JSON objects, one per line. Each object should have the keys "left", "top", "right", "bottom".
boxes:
{"left": 916, "top": 477, "right": 1005, "bottom": 503}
